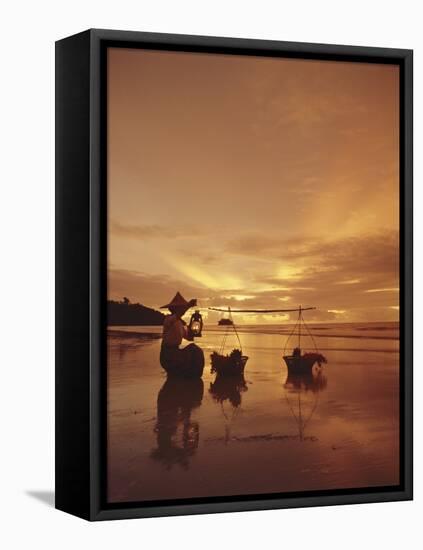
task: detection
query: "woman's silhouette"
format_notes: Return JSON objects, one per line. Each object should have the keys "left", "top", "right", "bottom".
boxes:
{"left": 159, "top": 292, "right": 204, "bottom": 378}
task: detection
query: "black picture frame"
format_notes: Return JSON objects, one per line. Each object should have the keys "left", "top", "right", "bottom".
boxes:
{"left": 55, "top": 28, "right": 413, "bottom": 521}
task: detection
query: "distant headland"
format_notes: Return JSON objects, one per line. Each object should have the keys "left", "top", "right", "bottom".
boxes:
{"left": 108, "top": 297, "right": 165, "bottom": 326}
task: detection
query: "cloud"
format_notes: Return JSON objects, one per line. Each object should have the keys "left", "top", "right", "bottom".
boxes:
{"left": 225, "top": 233, "right": 315, "bottom": 259}
{"left": 225, "top": 231, "right": 398, "bottom": 280}
{"left": 108, "top": 260, "right": 399, "bottom": 324}
{"left": 108, "top": 269, "right": 207, "bottom": 309}
{"left": 364, "top": 288, "right": 399, "bottom": 294}
{"left": 240, "top": 231, "right": 399, "bottom": 321}
{"left": 336, "top": 279, "right": 361, "bottom": 285}
{"left": 108, "top": 227, "right": 399, "bottom": 323}
{"left": 111, "top": 221, "right": 202, "bottom": 240}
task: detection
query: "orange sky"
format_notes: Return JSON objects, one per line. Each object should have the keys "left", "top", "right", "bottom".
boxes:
{"left": 107, "top": 47, "right": 399, "bottom": 324}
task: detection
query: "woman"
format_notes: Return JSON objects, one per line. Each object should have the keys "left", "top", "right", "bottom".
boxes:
{"left": 159, "top": 292, "right": 205, "bottom": 378}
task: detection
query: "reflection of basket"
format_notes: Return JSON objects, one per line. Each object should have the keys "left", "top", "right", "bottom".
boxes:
{"left": 283, "top": 351, "right": 327, "bottom": 373}
{"left": 210, "top": 349, "right": 248, "bottom": 376}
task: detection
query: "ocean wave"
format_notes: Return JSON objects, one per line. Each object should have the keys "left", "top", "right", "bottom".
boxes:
{"left": 275, "top": 331, "right": 399, "bottom": 341}
{"left": 225, "top": 328, "right": 399, "bottom": 341}
{"left": 108, "top": 330, "right": 161, "bottom": 340}
{"left": 313, "top": 347, "right": 398, "bottom": 354}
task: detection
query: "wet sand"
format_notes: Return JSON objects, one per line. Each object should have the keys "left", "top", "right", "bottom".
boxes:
{"left": 107, "top": 322, "right": 400, "bottom": 503}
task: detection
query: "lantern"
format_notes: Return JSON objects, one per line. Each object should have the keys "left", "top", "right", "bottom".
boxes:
{"left": 189, "top": 310, "right": 203, "bottom": 337}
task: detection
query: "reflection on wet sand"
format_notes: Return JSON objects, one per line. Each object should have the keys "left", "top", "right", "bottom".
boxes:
{"left": 109, "top": 330, "right": 162, "bottom": 360}
{"left": 209, "top": 375, "right": 248, "bottom": 444}
{"left": 207, "top": 368, "right": 328, "bottom": 445}
{"left": 108, "top": 323, "right": 400, "bottom": 502}
{"left": 284, "top": 366, "right": 328, "bottom": 442}
{"left": 284, "top": 366, "right": 328, "bottom": 393}
{"left": 150, "top": 377, "right": 204, "bottom": 470}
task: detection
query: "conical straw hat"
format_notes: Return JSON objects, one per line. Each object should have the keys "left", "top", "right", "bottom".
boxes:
{"left": 160, "top": 292, "right": 196, "bottom": 309}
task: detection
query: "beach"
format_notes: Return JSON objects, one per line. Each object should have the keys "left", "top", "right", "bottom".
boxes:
{"left": 107, "top": 322, "right": 400, "bottom": 503}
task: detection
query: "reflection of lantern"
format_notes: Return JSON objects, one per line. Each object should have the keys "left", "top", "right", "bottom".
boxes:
{"left": 189, "top": 310, "right": 203, "bottom": 337}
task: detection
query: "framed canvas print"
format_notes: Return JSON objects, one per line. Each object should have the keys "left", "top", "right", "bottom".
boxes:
{"left": 55, "top": 29, "right": 413, "bottom": 521}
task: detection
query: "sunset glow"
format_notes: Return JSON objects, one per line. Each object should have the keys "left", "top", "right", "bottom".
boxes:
{"left": 107, "top": 49, "right": 399, "bottom": 323}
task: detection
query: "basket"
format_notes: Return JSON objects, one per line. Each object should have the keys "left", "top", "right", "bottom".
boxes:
{"left": 210, "top": 349, "right": 248, "bottom": 376}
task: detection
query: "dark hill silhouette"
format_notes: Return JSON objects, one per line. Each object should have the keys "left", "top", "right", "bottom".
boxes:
{"left": 108, "top": 298, "right": 165, "bottom": 326}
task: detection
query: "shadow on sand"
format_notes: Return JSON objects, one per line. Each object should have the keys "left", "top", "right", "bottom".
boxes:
{"left": 26, "top": 490, "right": 55, "bottom": 508}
